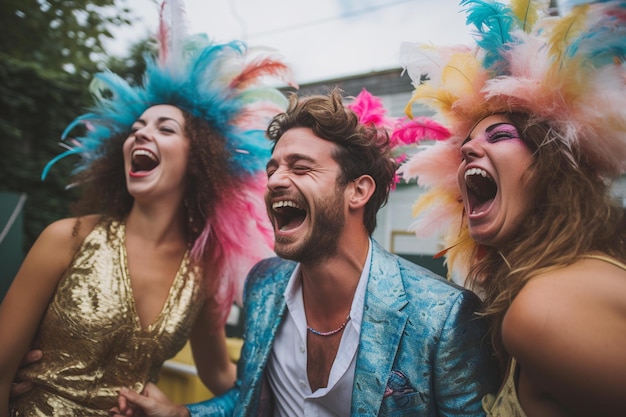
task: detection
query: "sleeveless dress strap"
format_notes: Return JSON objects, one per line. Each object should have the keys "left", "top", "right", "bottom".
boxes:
{"left": 579, "top": 254, "right": 626, "bottom": 271}
{"left": 482, "top": 358, "right": 527, "bottom": 417}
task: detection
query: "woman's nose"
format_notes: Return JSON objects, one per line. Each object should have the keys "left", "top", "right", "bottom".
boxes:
{"left": 132, "top": 125, "right": 153, "bottom": 142}
{"left": 460, "top": 139, "right": 483, "bottom": 160}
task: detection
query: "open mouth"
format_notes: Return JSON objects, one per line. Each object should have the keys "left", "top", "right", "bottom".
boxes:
{"left": 131, "top": 149, "right": 159, "bottom": 173}
{"left": 271, "top": 200, "right": 307, "bottom": 231}
{"left": 464, "top": 167, "right": 497, "bottom": 214}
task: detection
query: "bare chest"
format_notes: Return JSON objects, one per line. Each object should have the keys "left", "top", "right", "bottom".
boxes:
{"left": 306, "top": 333, "right": 343, "bottom": 391}
{"left": 126, "top": 245, "right": 186, "bottom": 328}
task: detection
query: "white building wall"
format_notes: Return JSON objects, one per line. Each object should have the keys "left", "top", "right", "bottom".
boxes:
{"left": 372, "top": 184, "right": 442, "bottom": 255}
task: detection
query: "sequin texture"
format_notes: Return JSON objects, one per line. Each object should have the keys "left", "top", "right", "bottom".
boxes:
{"left": 10, "top": 218, "right": 203, "bottom": 416}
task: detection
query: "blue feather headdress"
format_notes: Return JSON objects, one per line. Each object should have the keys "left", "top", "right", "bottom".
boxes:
{"left": 398, "top": 0, "right": 626, "bottom": 281}
{"left": 43, "top": 16, "right": 295, "bottom": 179}
{"left": 43, "top": 0, "right": 297, "bottom": 326}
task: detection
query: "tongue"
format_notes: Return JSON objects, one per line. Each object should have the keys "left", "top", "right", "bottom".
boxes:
{"left": 472, "top": 198, "right": 494, "bottom": 215}
{"left": 132, "top": 155, "right": 158, "bottom": 172}
{"left": 280, "top": 215, "right": 305, "bottom": 231}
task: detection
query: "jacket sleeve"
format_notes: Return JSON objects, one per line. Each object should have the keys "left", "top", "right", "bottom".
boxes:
{"left": 433, "top": 290, "right": 500, "bottom": 417}
{"left": 186, "top": 376, "right": 239, "bottom": 416}
{"left": 186, "top": 258, "right": 282, "bottom": 417}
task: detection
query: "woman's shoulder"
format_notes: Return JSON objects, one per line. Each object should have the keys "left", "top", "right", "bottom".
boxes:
{"left": 502, "top": 256, "right": 626, "bottom": 414}
{"left": 503, "top": 256, "right": 626, "bottom": 357}
{"left": 42, "top": 214, "right": 103, "bottom": 248}
{"left": 518, "top": 256, "right": 626, "bottom": 308}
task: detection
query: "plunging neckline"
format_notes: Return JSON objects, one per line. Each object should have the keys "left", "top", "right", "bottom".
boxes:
{"left": 118, "top": 221, "right": 190, "bottom": 333}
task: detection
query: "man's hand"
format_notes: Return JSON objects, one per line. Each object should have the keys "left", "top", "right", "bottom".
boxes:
{"left": 10, "top": 350, "right": 42, "bottom": 398}
{"left": 109, "top": 383, "right": 190, "bottom": 417}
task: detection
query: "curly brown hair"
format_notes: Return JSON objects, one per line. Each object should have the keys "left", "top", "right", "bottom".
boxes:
{"left": 266, "top": 88, "right": 397, "bottom": 235}
{"left": 466, "top": 113, "right": 626, "bottom": 367}
{"left": 71, "top": 108, "right": 234, "bottom": 251}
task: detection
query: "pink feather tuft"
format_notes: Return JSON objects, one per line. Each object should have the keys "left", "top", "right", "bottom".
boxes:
{"left": 191, "top": 173, "right": 274, "bottom": 329}
{"left": 398, "top": 138, "right": 461, "bottom": 190}
{"left": 391, "top": 116, "right": 451, "bottom": 145}
{"left": 347, "top": 88, "right": 395, "bottom": 129}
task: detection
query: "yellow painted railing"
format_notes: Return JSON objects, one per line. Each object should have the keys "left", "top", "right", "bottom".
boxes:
{"left": 157, "top": 338, "right": 243, "bottom": 404}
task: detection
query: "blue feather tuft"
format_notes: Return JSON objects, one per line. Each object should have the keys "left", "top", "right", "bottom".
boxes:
{"left": 461, "top": 0, "right": 519, "bottom": 71}
{"left": 42, "top": 34, "right": 292, "bottom": 181}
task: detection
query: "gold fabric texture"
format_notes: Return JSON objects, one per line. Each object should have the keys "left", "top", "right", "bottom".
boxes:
{"left": 11, "top": 218, "right": 204, "bottom": 416}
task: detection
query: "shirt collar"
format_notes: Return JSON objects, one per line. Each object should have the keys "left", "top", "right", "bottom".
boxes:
{"left": 283, "top": 238, "right": 372, "bottom": 334}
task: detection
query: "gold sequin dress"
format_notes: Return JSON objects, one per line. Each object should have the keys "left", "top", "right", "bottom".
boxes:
{"left": 10, "top": 218, "right": 204, "bottom": 416}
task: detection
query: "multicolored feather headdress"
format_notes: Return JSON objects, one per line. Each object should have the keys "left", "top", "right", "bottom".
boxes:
{"left": 42, "top": 0, "right": 297, "bottom": 325}
{"left": 398, "top": 0, "right": 626, "bottom": 281}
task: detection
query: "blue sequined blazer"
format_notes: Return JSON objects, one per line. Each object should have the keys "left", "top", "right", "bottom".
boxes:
{"left": 188, "top": 240, "right": 498, "bottom": 416}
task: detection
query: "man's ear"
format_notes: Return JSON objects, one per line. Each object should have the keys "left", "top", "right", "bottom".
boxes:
{"left": 348, "top": 175, "right": 375, "bottom": 209}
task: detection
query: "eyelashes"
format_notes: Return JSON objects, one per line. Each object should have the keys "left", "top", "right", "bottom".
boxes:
{"left": 485, "top": 124, "right": 520, "bottom": 143}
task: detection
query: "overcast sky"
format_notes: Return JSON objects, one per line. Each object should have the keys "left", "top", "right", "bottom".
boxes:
{"left": 106, "top": 0, "right": 474, "bottom": 84}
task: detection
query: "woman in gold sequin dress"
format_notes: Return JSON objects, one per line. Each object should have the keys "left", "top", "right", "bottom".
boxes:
{"left": 398, "top": 1, "right": 626, "bottom": 416}
{"left": 0, "top": 1, "right": 295, "bottom": 415}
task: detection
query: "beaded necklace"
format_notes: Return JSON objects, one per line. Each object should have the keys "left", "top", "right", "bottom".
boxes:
{"left": 307, "top": 315, "right": 351, "bottom": 337}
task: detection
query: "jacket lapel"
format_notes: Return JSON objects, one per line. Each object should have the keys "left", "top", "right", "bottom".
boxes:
{"left": 352, "top": 241, "right": 409, "bottom": 415}
{"left": 238, "top": 260, "right": 296, "bottom": 416}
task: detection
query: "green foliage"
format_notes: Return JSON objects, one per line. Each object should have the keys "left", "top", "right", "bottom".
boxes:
{"left": 0, "top": 0, "right": 134, "bottom": 78}
{"left": 0, "top": 0, "right": 140, "bottom": 253}
{"left": 0, "top": 57, "right": 83, "bottom": 248}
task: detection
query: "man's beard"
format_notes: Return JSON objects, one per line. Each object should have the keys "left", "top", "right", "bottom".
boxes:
{"left": 275, "top": 189, "right": 345, "bottom": 264}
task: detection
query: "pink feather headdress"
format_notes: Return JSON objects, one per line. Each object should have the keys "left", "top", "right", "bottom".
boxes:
{"left": 398, "top": 0, "right": 626, "bottom": 281}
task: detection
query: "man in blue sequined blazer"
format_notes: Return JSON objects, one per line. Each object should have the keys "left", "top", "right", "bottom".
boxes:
{"left": 115, "top": 89, "right": 499, "bottom": 417}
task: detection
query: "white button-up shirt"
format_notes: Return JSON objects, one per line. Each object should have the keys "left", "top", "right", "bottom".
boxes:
{"left": 266, "top": 240, "right": 372, "bottom": 417}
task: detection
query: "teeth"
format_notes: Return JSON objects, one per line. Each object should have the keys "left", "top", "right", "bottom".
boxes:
{"left": 272, "top": 200, "right": 302, "bottom": 210}
{"left": 132, "top": 149, "right": 157, "bottom": 161}
{"left": 464, "top": 167, "right": 491, "bottom": 181}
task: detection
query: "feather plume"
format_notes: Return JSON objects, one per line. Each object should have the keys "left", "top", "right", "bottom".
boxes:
{"left": 157, "top": 0, "right": 188, "bottom": 65}
{"left": 509, "top": 0, "right": 540, "bottom": 32}
{"left": 398, "top": 139, "right": 461, "bottom": 190}
{"left": 441, "top": 51, "right": 483, "bottom": 97}
{"left": 408, "top": 189, "right": 461, "bottom": 238}
{"left": 407, "top": 84, "right": 456, "bottom": 118}
{"left": 547, "top": 4, "right": 589, "bottom": 61}
{"left": 391, "top": 117, "right": 451, "bottom": 145}
{"left": 193, "top": 173, "right": 274, "bottom": 328}
{"left": 347, "top": 88, "right": 395, "bottom": 129}
{"left": 157, "top": 2, "right": 169, "bottom": 64}
{"left": 398, "top": 42, "right": 445, "bottom": 88}
{"left": 461, "top": 0, "right": 516, "bottom": 70}
{"left": 229, "top": 56, "right": 297, "bottom": 90}
{"left": 566, "top": 2, "right": 626, "bottom": 66}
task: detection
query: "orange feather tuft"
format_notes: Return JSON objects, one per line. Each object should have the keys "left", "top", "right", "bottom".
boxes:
{"left": 229, "top": 57, "right": 296, "bottom": 90}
